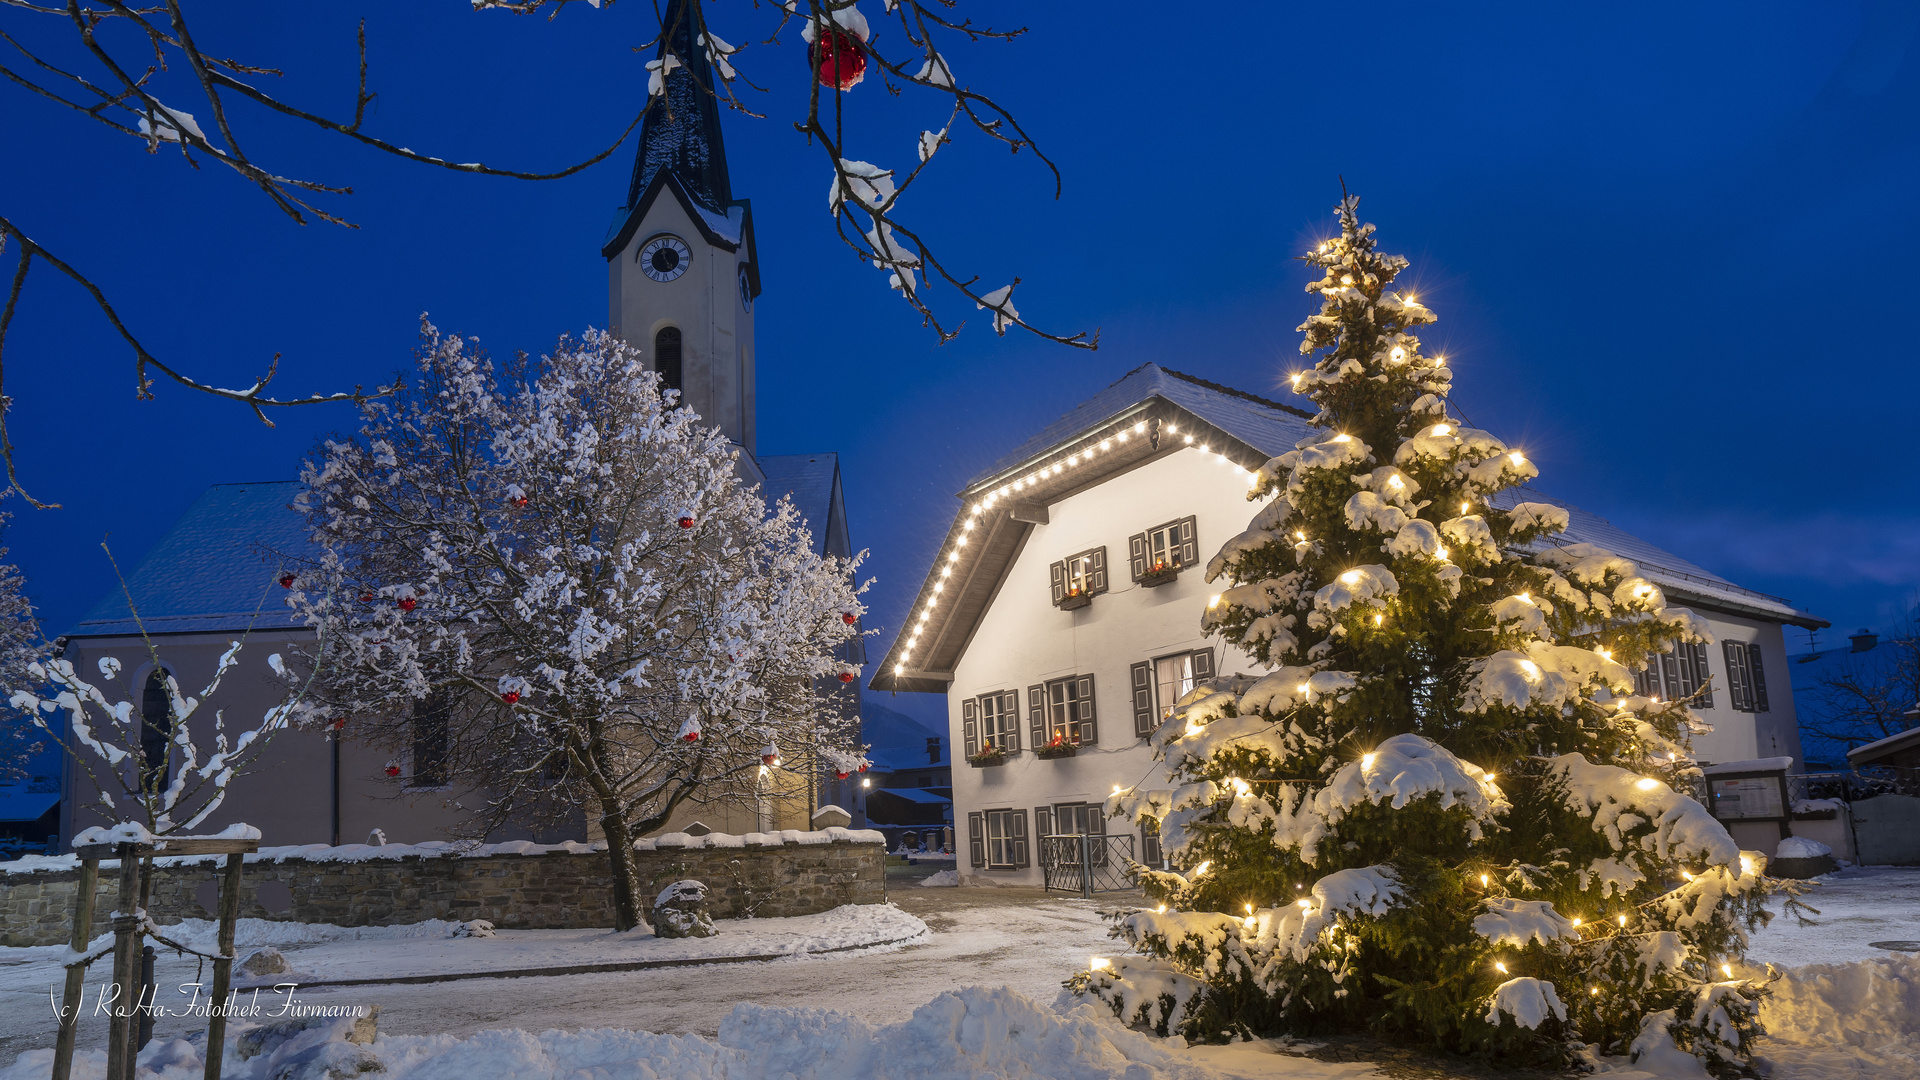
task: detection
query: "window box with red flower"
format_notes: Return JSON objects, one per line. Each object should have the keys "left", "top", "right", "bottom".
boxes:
{"left": 1035, "top": 734, "right": 1079, "bottom": 760}
{"left": 967, "top": 744, "right": 1008, "bottom": 768}
{"left": 1056, "top": 586, "right": 1092, "bottom": 611}
{"left": 1136, "top": 559, "right": 1181, "bottom": 589}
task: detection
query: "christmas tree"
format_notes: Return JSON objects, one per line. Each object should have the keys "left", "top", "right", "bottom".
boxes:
{"left": 1072, "top": 196, "right": 1781, "bottom": 1069}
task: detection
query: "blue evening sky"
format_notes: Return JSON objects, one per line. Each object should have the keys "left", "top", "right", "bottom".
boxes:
{"left": 5, "top": 1, "right": 1916, "bottom": 733}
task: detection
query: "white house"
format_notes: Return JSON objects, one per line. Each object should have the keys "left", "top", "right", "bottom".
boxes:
{"left": 867, "top": 364, "right": 1828, "bottom": 885}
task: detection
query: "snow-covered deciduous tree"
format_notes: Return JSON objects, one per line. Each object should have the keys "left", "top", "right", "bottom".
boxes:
{"left": 7, "top": 631, "right": 314, "bottom": 841}
{"left": 289, "top": 322, "right": 870, "bottom": 931}
{"left": 0, "top": 508, "right": 45, "bottom": 782}
{"left": 1070, "top": 197, "right": 1788, "bottom": 1069}
{"left": 1806, "top": 612, "right": 1919, "bottom": 763}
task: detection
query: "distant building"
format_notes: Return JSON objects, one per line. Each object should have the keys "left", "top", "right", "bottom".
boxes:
{"left": 870, "top": 364, "right": 1829, "bottom": 886}
{"left": 52, "top": 0, "right": 864, "bottom": 849}
{"left": 1790, "top": 624, "right": 1919, "bottom": 770}
{"left": 852, "top": 704, "right": 951, "bottom": 846}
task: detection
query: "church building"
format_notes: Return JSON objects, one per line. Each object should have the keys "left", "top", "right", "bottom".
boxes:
{"left": 869, "top": 364, "right": 1828, "bottom": 886}
{"left": 53, "top": 1, "right": 860, "bottom": 848}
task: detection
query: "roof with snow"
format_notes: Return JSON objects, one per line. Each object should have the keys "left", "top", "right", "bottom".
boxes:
{"left": 69, "top": 482, "right": 313, "bottom": 639}
{"left": 761, "top": 454, "right": 844, "bottom": 559}
{"left": 872, "top": 362, "right": 1825, "bottom": 694}
{"left": 1847, "top": 724, "right": 1920, "bottom": 766}
{"left": 867, "top": 787, "right": 952, "bottom": 807}
{"left": 0, "top": 787, "right": 58, "bottom": 824}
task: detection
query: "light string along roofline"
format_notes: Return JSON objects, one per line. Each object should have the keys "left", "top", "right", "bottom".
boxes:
{"left": 891, "top": 410, "right": 1266, "bottom": 677}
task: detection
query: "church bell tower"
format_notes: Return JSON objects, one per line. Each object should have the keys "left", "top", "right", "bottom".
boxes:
{"left": 603, "top": 0, "right": 760, "bottom": 472}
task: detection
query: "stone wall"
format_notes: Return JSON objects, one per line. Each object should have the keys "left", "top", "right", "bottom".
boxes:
{"left": 0, "top": 837, "right": 885, "bottom": 947}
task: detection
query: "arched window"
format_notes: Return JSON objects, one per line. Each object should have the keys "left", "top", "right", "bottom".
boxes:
{"left": 655, "top": 327, "right": 683, "bottom": 396}
{"left": 140, "top": 669, "right": 172, "bottom": 787}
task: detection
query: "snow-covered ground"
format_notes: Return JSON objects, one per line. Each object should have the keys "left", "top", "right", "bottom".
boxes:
{"left": 4, "top": 874, "right": 1918, "bottom": 1079}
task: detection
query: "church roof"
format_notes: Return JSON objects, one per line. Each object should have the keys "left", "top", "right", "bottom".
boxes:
{"left": 69, "top": 481, "right": 312, "bottom": 639}
{"left": 761, "top": 453, "right": 842, "bottom": 559}
{"left": 627, "top": 0, "right": 731, "bottom": 215}
{"left": 871, "top": 363, "right": 1822, "bottom": 693}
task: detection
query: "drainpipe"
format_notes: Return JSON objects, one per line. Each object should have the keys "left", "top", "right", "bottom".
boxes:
{"left": 330, "top": 734, "right": 341, "bottom": 847}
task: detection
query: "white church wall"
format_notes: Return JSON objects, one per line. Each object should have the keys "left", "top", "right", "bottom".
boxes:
{"left": 950, "top": 446, "right": 1268, "bottom": 886}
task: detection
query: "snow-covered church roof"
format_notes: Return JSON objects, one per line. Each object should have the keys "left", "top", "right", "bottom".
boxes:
{"left": 69, "top": 481, "right": 313, "bottom": 639}
{"left": 872, "top": 363, "right": 1823, "bottom": 693}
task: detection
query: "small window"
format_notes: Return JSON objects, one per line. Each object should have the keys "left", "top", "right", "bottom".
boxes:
{"left": 1128, "top": 516, "right": 1198, "bottom": 581}
{"left": 1029, "top": 674, "right": 1098, "bottom": 747}
{"left": 409, "top": 696, "right": 451, "bottom": 788}
{"left": 1131, "top": 649, "right": 1214, "bottom": 738}
{"left": 962, "top": 690, "right": 1022, "bottom": 756}
{"left": 1049, "top": 547, "right": 1108, "bottom": 607}
{"left": 654, "top": 326, "right": 683, "bottom": 396}
{"left": 140, "top": 669, "right": 174, "bottom": 787}
{"left": 1723, "top": 641, "right": 1771, "bottom": 713}
{"left": 980, "top": 808, "right": 1029, "bottom": 869}
{"left": 1635, "top": 643, "right": 1712, "bottom": 709}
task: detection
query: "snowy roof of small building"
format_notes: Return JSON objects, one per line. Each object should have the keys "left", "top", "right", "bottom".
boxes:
{"left": 1846, "top": 724, "right": 1920, "bottom": 765}
{"left": 864, "top": 747, "right": 949, "bottom": 775}
{"left": 761, "top": 453, "right": 840, "bottom": 558}
{"left": 69, "top": 481, "right": 314, "bottom": 639}
{"left": 0, "top": 787, "right": 58, "bottom": 824}
{"left": 873, "top": 362, "right": 1824, "bottom": 694}
{"left": 1701, "top": 757, "right": 1796, "bottom": 776}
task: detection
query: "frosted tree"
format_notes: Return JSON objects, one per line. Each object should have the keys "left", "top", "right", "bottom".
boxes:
{"left": 289, "top": 322, "right": 870, "bottom": 931}
{"left": 1074, "top": 197, "right": 1783, "bottom": 1069}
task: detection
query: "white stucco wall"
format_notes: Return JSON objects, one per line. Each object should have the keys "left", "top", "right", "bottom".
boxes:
{"left": 1670, "top": 612, "right": 1804, "bottom": 768}
{"left": 951, "top": 447, "right": 1265, "bottom": 886}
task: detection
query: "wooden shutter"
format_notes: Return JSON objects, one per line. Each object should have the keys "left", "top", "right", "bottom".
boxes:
{"left": 1176, "top": 516, "right": 1198, "bottom": 567}
{"left": 1131, "top": 661, "right": 1154, "bottom": 738}
{"left": 1747, "top": 643, "right": 1770, "bottom": 712}
{"left": 1028, "top": 684, "right": 1045, "bottom": 750}
{"left": 1012, "top": 809, "right": 1030, "bottom": 868}
{"left": 967, "top": 812, "right": 984, "bottom": 868}
{"left": 1075, "top": 673, "right": 1098, "bottom": 745}
{"left": 999, "top": 691, "right": 1020, "bottom": 748}
{"left": 1035, "top": 805, "right": 1054, "bottom": 840}
{"left": 1674, "top": 647, "right": 1697, "bottom": 697}
{"left": 1050, "top": 560, "right": 1067, "bottom": 605}
{"left": 1191, "top": 648, "right": 1215, "bottom": 683}
{"left": 1723, "top": 642, "right": 1750, "bottom": 711}
{"left": 962, "top": 697, "right": 979, "bottom": 756}
{"left": 1660, "top": 652, "right": 1681, "bottom": 700}
{"left": 1089, "top": 547, "right": 1109, "bottom": 594}
{"left": 1690, "top": 643, "right": 1714, "bottom": 709}
{"left": 1128, "top": 532, "right": 1148, "bottom": 581}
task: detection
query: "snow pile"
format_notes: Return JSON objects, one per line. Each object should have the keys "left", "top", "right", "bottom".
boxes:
{"left": 918, "top": 869, "right": 959, "bottom": 887}
{"left": 1484, "top": 976, "right": 1567, "bottom": 1030}
{"left": 1775, "top": 837, "right": 1832, "bottom": 859}
{"left": 5, "top": 987, "right": 1198, "bottom": 1080}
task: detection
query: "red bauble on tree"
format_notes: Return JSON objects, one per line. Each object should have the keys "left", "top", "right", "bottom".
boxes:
{"left": 835, "top": 770, "right": 850, "bottom": 780}
{"left": 812, "top": 29, "right": 866, "bottom": 91}
{"left": 278, "top": 573, "right": 297, "bottom": 589}
{"left": 841, "top": 612, "right": 858, "bottom": 625}
{"left": 501, "top": 691, "right": 521, "bottom": 705}
{"left": 679, "top": 516, "right": 695, "bottom": 529}
{"left": 838, "top": 671, "right": 856, "bottom": 684}
{"left": 384, "top": 764, "right": 401, "bottom": 778}
{"left": 512, "top": 496, "right": 529, "bottom": 508}
{"left": 359, "top": 592, "right": 374, "bottom": 604}
{"left": 397, "top": 597, "right": 417, "bottom": 612}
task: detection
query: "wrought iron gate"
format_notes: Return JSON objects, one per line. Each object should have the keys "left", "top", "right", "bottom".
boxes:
{"left": 1040, "top": 833, "right": 1137, "bottom": 896}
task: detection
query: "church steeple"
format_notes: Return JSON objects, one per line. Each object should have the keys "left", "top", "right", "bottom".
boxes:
{"left": 601, "top": 0, "right": 759, "bottom": 469}
{"left": 625, "top": 0, "right": 732, "bottom": 214}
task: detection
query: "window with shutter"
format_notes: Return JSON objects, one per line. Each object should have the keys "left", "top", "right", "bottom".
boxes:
{"left": 1723, "top": 642, "right": 1752, "bottom": 711}
{"left": 999, "top": 690, "right": 1021, "bottom": 750}
{"left": 1634, "top": 659, "right": 1661, "bottom": 699}
{"left": 1011, "top": 809, "right": 1030, "bottom": 868}
{"left": 1128, "top": 532, "right": 1148, "bottom": 581}
{"left": 1034, "top": 805, "right": 1054, "bottom": 839}
{"left": 1074, "top": 673, "right": 1098, "bottom": 744}
{"left": 1690, "top": 644, "right": 1714, "bottom": 709}
{"left": 1088, "top": 547, "right": 1109, "bottom": 593}
{"left": 1747, "top": 643, "right": 1770, "bottom": 712}
{"left": 1049, "top": 560, "right": 1066, "bottom": 605}
{"left": 1176, "top": 516, "right": 1198, "bottom": 566}
{"left": 967, "top": 812, "right": 985, "bottom": 868}
{"left": 1028, "top": 684, "right": 1045, "bottom": 751}
{"left": 1191, "top": 648, "right": 1215, "bottom": 682}
{"left": 962, "top": 697, "right": 979, "bottom": 756}
{"left": 1131, "top": 661, "right": 1155, "bottom": 738}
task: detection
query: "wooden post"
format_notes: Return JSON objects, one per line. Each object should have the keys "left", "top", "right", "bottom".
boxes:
{"left": 51, "top": 856, "right": 100, "bottom": 1080}
{"left": 105, "top": 846, "right": 141, "bottom": 1080}
{"left": 201, "top": 852, "right": 244, "bottom": 1080}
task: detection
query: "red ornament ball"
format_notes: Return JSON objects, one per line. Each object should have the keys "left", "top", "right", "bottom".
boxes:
{"left": 384, "top": 765, "right": 401, "bottom": 778}
{"left": 835, "top": 770, "right": 850, "bottom": 780}
{"left": 678, "top": 516, "right": 696, "bottom": 529}
{"left": 512, "top": 496, "right": 529, "bottom": 508}
{"left": 278, "top": 574, "right": 297, "bottom": 589}
{"left": 857, "top": 763, "right": 868, "bottom": 773}
{"left": 330, "top": 718, "right": 346, "bottom": 731}
{"left": 838, "top": 671, "right": 856, "bottom": 684}
{"left": 683, "top": 730, "right": 700, "bottom": 742}
{"left": 397, "top": 597, "right": 417, "bottom": 612}
{"left": 359, "top": 592, "right": 374, "bottom": 604}
{"left": 841, "top": 612, "right": 857, "bottom": 625}
{"left": 813, "top": 29, "right": 866, "bottom": 90}
{"left": 763, "top": 754, "right": 781, "bottom": 766}
{"left": 501, "top": 691, "right": 521, "bottom": 705}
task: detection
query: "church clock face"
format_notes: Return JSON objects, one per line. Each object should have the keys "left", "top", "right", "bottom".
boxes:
{"left": 639, "top": 235, "right": 692, "bottom": 282}
{"left": 738, "top": 265, "right": 753, "bottom": 312}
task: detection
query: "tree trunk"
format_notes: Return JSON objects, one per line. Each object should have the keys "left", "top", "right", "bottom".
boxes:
{"left": 597, "top": 799, "right": 647, "bottom": 932}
